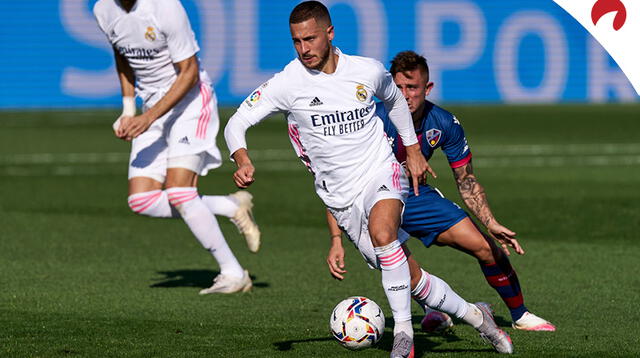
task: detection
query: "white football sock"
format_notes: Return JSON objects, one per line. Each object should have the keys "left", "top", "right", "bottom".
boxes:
{"left": 128, "top": 190, "right": 177, "bottom": 218}
{"left": 393, "top": 320, "right": 413, "bottom": 338}
{"left": 167, "top": 187, "right": 244, "bottom": 278}
{"left": 128, "top": 191, "right": 239, "bottom": 219}
{"left": 201, "top": 195, "right": 239, "bottom": 218}
{"left": 411, "top": 269, "right": 469, "bottom": 320}
{"left": 411, "top": 268, "right": 431, "bottom": 313}
{"left": 374, "top": 240, "right": 413, "bottom": 338}
{"left": 462, "top": 303, "right": 484, "bottom": 328}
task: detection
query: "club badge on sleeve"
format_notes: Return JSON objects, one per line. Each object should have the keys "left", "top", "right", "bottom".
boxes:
{"left": 425, "top": 129, "right": 442, "bottom": 147}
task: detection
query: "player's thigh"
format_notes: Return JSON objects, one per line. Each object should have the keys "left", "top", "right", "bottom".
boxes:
{"left": 165, "top": 153, "right": 205, "bottom": 188}
{"left": 369, "top": 199, "right": 403, "bottom": 247}
{"left": 329, "top": 205, "right": 378, "bottom": 269}
{"left": 129, "top": 177, "right": 163, "bottom": 195}
{"left": 436, "top": 217, "right": 492, "bottom": 260}
{"left": 165, "top": 167, "right": 198, "bottom": 188}
{"left": 127, "top": 120, "right": 169, "bottom": 194}
{"left": 364, "top": 161, "right": 408, "bottom": 247}
{"left": 167, "top": 84, "right": 223, "bottom": 177}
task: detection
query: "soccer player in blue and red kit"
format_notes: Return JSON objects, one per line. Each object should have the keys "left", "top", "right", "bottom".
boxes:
{"left": 327, "top": 51, "right": 555, "bottom": 332}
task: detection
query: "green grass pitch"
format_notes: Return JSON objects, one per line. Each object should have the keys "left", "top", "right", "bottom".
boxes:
{"left": 1, "top": 104, "right": 639, "bottom": 357}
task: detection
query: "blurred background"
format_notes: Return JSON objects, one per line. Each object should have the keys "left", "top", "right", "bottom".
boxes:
{"left": 0, "top": 0, "right": 638, "bottom": 109}
{"left": 1, "top": 1, "right": 639, "bottom": 357}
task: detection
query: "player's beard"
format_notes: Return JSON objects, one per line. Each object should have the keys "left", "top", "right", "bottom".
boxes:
{"left": 303, "top": 44, "right": 331, "bottom": 71}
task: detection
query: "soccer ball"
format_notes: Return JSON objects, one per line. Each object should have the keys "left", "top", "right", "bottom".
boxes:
{"left": 329, "top": 296, "right": 385, "bottom": 350}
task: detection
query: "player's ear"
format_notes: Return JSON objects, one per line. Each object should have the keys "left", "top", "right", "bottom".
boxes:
{"left": 424, "top": 82, "right": 434, "bottom": 97}
{"left": 326, "top": 25, "right": 335, "bottom": 41}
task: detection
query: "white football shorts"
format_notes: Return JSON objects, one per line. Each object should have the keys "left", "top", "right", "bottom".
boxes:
{"left": 328, "top": 160, "right": 410, "bottom": 270}
{"left": 128, "top": 82, "right": 222, "bottom": 182}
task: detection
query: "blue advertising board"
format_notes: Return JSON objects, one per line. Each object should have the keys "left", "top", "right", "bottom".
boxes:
{"left": 0, "top": 0, "right": 637, "bottom": 109}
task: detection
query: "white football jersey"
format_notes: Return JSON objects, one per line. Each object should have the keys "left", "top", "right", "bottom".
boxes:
{"left": 93, "top": 0, "right": 210, "bottom": 103}
{"left": 226, "top": 48, "right": 417, "bottom": 208}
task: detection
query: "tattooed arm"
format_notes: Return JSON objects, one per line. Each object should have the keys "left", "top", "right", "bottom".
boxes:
{"left": 453, "top": 159, "right": 524, "bottom": 255}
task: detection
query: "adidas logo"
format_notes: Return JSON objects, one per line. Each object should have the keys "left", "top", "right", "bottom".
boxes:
{"left": 377, "top": 185, "right": 389, "bottom": 192}
{"left": 309, "top": 97, "right": 323, "bottom": 106}
{"left": 179, "top": 136, "right": 190, "bottom": 145}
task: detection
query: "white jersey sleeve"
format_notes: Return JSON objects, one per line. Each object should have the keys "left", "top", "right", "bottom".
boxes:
{"left": 224, "top": 76, "right": 289, "bottom": 157}
{"left": 373, "top": 64, "right": 417, "bottom": 147}
{"left": 93, "top": 0, "right": 115, "bottom": 38}
{"left": 156, "top": 0, "right": 199, "bottom": 63}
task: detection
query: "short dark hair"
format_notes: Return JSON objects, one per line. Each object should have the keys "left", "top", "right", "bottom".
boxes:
{"left": 390, "top": 51, "right": 430, "bottom": 79}
{"left": 289, "top": 1, "right": 332, "bottom": 26}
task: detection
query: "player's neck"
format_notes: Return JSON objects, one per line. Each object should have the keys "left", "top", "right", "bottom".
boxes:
{"left": 119, "top": 0, "right": 136, "bottom": 12}
{"left": 319, "top": 50, "right": 339, "bottom": 75}
{"left": 412, "top": 103, "right": 426, "bottom": 128}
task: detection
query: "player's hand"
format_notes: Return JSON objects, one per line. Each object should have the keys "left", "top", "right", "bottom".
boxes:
{"left": 327, "top": 241, "right": 347, "bottom": 280}
{"left": 404, "top": 144, "right": 437, "bottom": 196}
{"left": 233, "top": 163, "right": 255, "bottom": 188}
{"left": 112, "top": 115, "right": 131, "bottom": 138}
{"left": 487, "top": 221, "right": 524, "bottom": 256}
{"left": 118, "top": 114, "right": 154, "bottom": 141}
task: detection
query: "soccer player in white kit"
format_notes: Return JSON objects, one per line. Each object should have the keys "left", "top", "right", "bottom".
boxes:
{"left": 224, "top": 2, "right": 433, "bottom": 357}
{"left": 93, "top": 0, "right": 260, "bottom": 294}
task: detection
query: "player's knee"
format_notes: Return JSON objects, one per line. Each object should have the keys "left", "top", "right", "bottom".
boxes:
{"left": 128, "top": 190, "right": 165, "bottom": 217}
{"left": 166, "top": 187, "right": 199, "bottom": 214}
{"left": 370, "top": 230, "right": 396, "bottom": 247}
{"left": 474, "top": 240, "right": 495, "bottom": 264}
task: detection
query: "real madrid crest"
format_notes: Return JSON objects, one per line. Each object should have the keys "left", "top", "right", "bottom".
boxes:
{"left": 145, "top": 27, "right": 156, "bottom": 42}
{"left": 356, "top": 84, "right": 367, "bottom": 102}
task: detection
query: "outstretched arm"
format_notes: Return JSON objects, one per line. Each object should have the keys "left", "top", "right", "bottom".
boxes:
{"left": 326, "top": 210, "right": 347, "bottom": 280}
{"left": 453, "top": 159, "right": 524, "bottom": 255}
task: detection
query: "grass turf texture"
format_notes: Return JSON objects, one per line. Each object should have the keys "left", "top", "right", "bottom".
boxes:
{"left": 1, "top": 105, "right": 639, "bottom": 357}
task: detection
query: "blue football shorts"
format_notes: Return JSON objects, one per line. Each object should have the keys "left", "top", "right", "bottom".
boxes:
{"left": 402, "top": 185, "right": 468, "bottom": 247}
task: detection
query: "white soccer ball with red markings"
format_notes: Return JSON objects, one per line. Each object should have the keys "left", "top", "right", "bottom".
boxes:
{"left": 329, "top": 296, "right": 385, "bottom": 350}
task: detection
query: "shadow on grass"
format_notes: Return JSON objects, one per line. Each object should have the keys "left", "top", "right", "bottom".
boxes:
{"left": 272, "top": 328, "right": 494, "bottom": 356}
{"left": 149, "top": 269, "right": 270, "bottom": 289}
{"left": 492, "top": 314, "right": 511, "bottom": 328}
{"left": 402, "top": 315, "right": 497, "bottom": 356}
{"left": 273, "top": 337, "right": 335, "bottom": 351}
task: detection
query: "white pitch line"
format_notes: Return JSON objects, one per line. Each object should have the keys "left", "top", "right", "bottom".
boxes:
{"left": 475, "top": 143, "right": 640, "bottom": 156}
{"left": 2, "top": 155, "right": 640, "bottom": 177}
{"left": 1, "top": 143, "right": 640, "bottom": 177}
{"left": 474, "top": 155, "right": 640, "bottom": 168}
{"left": 2, "top": 143, "right": 640, "bottom": 165}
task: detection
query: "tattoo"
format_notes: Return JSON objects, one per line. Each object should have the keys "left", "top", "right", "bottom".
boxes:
{"left": 453, "top": 161, "right": 495, "bottom": 227}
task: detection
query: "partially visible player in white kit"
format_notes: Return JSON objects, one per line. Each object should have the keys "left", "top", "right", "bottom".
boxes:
{"left": 93, "top": 0, "right": 260, "bottom": 294}
{"left": 225, "top": 2, "right": 433, "bottom": 357}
